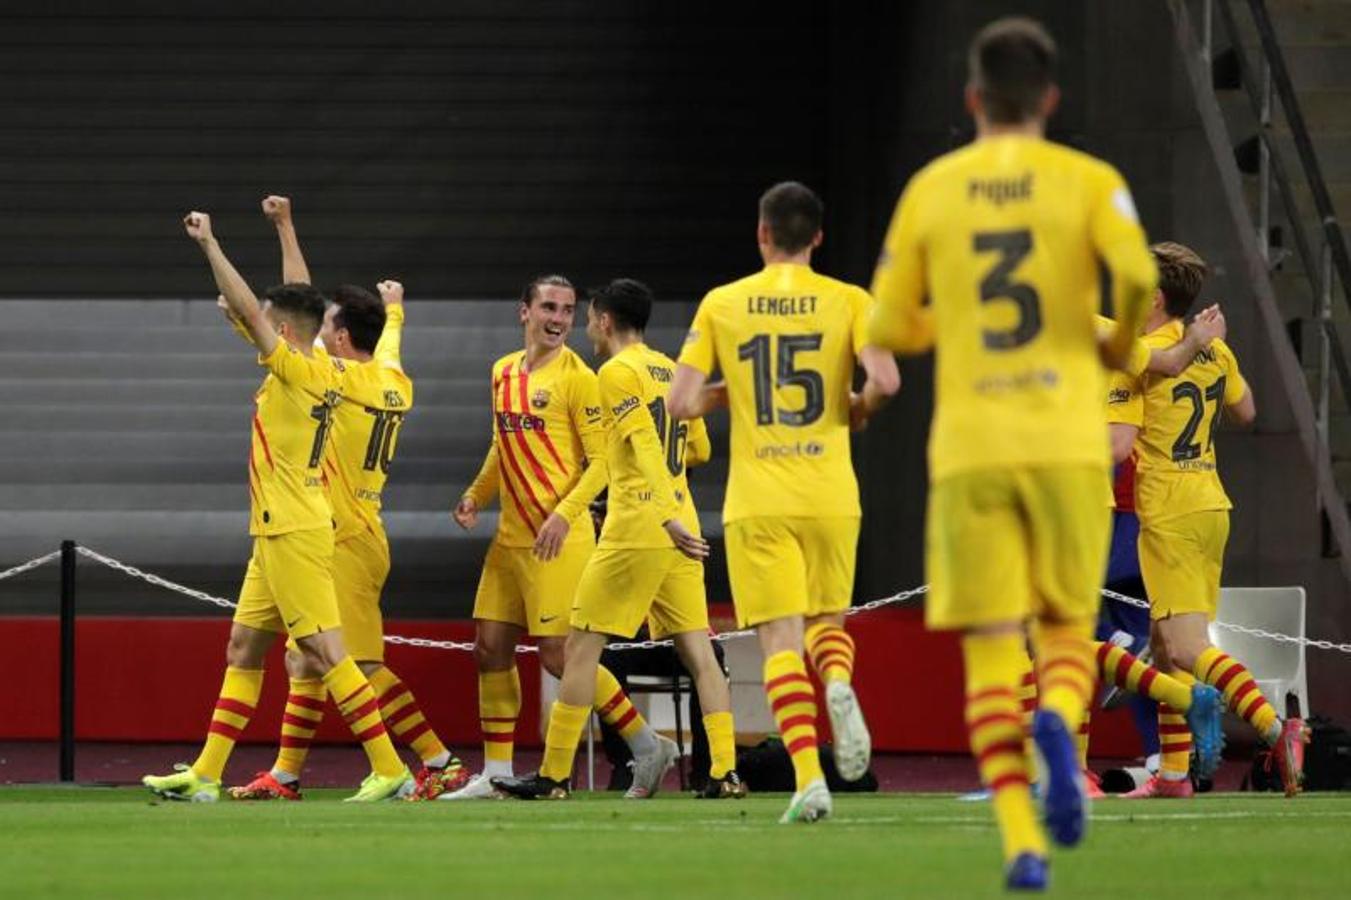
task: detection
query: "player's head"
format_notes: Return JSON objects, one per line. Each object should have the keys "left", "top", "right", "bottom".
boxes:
{"left": 965, "top": 17, "right": 1060, "bottom": 131}
{"left": 1151, "top": 241, "right": 1208, "bottom": 320}
{"left": 320, "top": 284, "right": 387, "bottom": 360}
{"left": 757, "top": 181, "right": 824, "bottom": 260}
{"left": 587, "top": 277, "right": 653, "bottom": 357}
{"left": 519, "top": 274, "right": 577, "bottom": 353}
{"left": 260, "top": 283, "right": 326, "bottom": 348}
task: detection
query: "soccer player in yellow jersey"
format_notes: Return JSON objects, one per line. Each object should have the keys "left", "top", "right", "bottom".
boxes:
{"left": 226, "top": 196, "right": 466, "bottom": 802}
{"left": 446, "top": 276, "right": 670, "bottom": 800}
{"left": 143, "top": 212, "right": 412, "bottom": 803}
{"left": 669, "top": 182, "right": 901, "bottom": 823}
{"left": 1107, "top": 242, "right": 1308, "bottom": 798}
{"left": 494, "top": 278, "right": 745, "bottom": 801}
{"left": 868, "top": 18, "right": 1157, "bottom": 889}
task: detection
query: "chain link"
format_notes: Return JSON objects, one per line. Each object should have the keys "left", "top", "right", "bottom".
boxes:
{"left": 0, "top": 550, "right": 61, "bottom": 582}
{"left": 46, "top": 544, "right": 1351, "bottom": 656}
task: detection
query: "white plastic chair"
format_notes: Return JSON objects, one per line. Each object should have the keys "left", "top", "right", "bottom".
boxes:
{"left": 1209, "top": 586, "right": 1309, "bottom": 718}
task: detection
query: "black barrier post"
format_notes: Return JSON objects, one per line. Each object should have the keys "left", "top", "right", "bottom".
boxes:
{"left": 59, "top": 540, "right": 76, "bottom": 782}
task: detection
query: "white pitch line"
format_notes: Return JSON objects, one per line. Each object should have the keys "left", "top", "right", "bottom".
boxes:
{"left": 916, "top": 810, "right": 1351, "bottom": 824}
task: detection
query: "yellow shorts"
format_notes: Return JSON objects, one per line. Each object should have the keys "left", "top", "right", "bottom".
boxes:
{"left": 571, "top": 546, "right": 708, "bottom": 640}
{"left": 472, "top": 533, "right": 594, "bottom": 637}
{"left": 925, "top": 465, "right": 1110, "bottom": 630}
{"left": 1139, "top": 510, "right": 1229, "bottom": 621}
{"left": 724, "top": 516, "right": 860, "bottom": 629}
{"left": 234, "top": 527, "right": 339, "bottom": 640}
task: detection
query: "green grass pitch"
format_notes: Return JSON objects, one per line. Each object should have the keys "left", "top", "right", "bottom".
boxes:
{"left": 3, "top": 788, "right": 1350, "bottom": 898}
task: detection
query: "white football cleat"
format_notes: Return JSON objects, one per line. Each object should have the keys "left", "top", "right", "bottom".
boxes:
{"left": 825, "top": 681, "right": 872, "bottom": 782}
{"left": 625, "top": 735, "right": 680, "bottom": 799}
{"left": 436, "top": 772, "right": 501, "bottom": 801}
{"left": 779, "top": 778, "right": 832, "bottom": 824}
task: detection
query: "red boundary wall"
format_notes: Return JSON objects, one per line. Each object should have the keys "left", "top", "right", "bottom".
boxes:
{"left": 3, "top": 607, "right": 1144, "bottom": 756}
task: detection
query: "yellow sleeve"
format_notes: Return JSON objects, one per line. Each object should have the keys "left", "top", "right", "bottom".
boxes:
{"left": 869, "top": 179, "right": 933, "bottom": 353}
{"left": 465, "top": 442, "right": 501, "bottom": 508}
{"left": 1219, "top": 342, "right": 1249, "bottom": 403}
{"left": 260, "top": 342, "right": 334, "bottom": 397}
{"left": 600, "top": 363, "right": 679, "bottom": 522}
{"left": 685, "top": 415, "right": 711, "bottom": 467}
{"left": 676, "top": 295, "right": 718, "bottom": 375}
{"left": 1090, "top": 164, "right": 1157, "bottom": 336}
{"left": 1106, "top": 371, "right": 1144, "bottom": 427}
{"left": 1096, "top": 316, "right": 1150, "bottom": 378}
{"left": 849, "top": 286, "right": 874, "bottom": 355}
{"left": 374, "top": 305, "right": 405, "bottom": 371}
{"left": 553, "top": 368, "right": 608, "bottom": 524}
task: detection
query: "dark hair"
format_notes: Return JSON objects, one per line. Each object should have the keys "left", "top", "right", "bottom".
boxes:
{"left": 759, "top": 181, "right": 823, "bottom": 254}
{"left": 520, "top": 274, "right": 576, "bottom": 306}
{"left": 262, "top": 282, "right": 326, "bottom": 338}
{"left": 1151, "top": 242, "right": 1209, "bottom": 319}
{"left": 590, "top": 278, "right": 653, "bottom": 333}
{"left": 969, "top": 17, "right": 1057, "bottom": 125}
{"left": 330, "top": 284, "right": 387, "bottom": 354}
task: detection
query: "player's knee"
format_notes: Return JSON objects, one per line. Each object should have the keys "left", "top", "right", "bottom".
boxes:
{"left": 225, "top": 628, "right": 270, "bottom": 669}
{"left": 474, "top": 634, "right": 512, "bottom": 671}
{"left": 538, "top": 640, "right": 567, "bottom": 678}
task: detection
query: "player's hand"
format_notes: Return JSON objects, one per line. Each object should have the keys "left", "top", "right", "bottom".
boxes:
{"left": 849, "top": 392, "right": 870, "bottom": 432}
{"left": 663, "top": 519, "right": 710, "bottom": 560}
{"left": 702, "top": 381, "right": 729, "bottom": 411}
{"left": 1187, "top": 303, "right": 1226, "bottom": 346}
{"left": 183, "top": 211, "right": 214, "bottom": 244}
{"left": 261, "top": 195, "right": 292, "bottom": 224}
{"left": 532, "top": 512, "right": 570, "bottom": 561}
{"left": 453, "top": 496, "right": 478, "bottom": 530}
{"left": 377, "top": 280, "right": 404, "bottom": 307}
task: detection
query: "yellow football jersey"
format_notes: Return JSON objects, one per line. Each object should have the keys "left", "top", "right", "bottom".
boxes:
{"left": 678, "top": 263, "right": 870, "bottom": 523}
{"left": 465, "top": 346, "right": 606, "bottom": 548}
{"left": 1106, "top": 319, "right": 1248, "bottom": 523}
{"left": 321, "top": 305, "right": 413, "bottom": 543}
{"left": 869, "top": 135, "right": 1157, "bottom": 481}
{"left": 249, "top": 341, "right": 340, "bottom": 536}
{"left": 597, "top": 343, "right": 708, "bottom": 549}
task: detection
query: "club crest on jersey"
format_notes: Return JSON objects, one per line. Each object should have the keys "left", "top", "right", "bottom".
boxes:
{"left": 531, "top": 389, "right": 551, "bottom": 409}
{"left": 384, "top": 389, "right": 406, "bottom": 409}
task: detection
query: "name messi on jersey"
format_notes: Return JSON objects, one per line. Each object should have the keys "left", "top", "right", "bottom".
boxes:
{"left": 968, "top": 173, "right": 1034, "bottom": 206}
{"left": 746, "top": 295, "right": 817, "bottom": 316}
{"left": 497, "top": 410, "right": 547, "bottom": 433}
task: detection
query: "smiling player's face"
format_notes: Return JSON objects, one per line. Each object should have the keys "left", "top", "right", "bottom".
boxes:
{"left": 521, "top": 284, "right": 576, "bottom": 352}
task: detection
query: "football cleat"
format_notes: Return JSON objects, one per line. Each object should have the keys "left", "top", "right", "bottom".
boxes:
{"left": 1121, "top": 774, "right": 1194, "bottom": 799}
{"left": 436, "top": 772, "right": 502, "bottom": 801}
{"left": 1032, "top": 710, "right": 1087, "bottom": 847}
{"left": 695, "top": 770, "right": 748, "bottom": 799}
{"left": 490, "top": 771, "right": 570, "bottom": 800}
{"left": 825, "top": 681, "right": 872, "bottom": 782}
{"left": 624, "top": 734, "right": 680, "bottom": 799}
{"left": 142, "top": 764, "right": 219, "bottom": 803}
{"left": 228, "top": 771, "right": 301, "bottom": 801}
{"left": 1004, "top": 852, "right": 1049, "bottom": 892}
{"left": 1185, "top": 683, "right": 1225, "bottom": 779}
{"left": 779, "top": 778, "right": 832, "bottom": 824}
{"left": 406, "top": 760, "right": 470, "bottom": 801}
{"left": 1271, "top": 718, "right": 1311, "bottom": 797}
{"left": 343, "top": 767, "right": 414, "bottom": 803}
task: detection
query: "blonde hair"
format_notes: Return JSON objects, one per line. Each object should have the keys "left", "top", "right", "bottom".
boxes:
{"left": 1151, "top": 241, "right": 1208, "bottom": 318}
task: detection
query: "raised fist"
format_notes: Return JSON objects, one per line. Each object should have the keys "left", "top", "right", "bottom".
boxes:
{"left": 183, "top": 211, "right": 213, "bottom": 243}
{"left": 261, "top": 195, "right": 292, "bottom": 223}
{"left": 377, "top": 280, "right": 404, "bottom": 306}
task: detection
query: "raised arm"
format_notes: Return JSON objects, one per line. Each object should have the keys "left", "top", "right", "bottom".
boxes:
{"left": 262, "top": 195, "right": 311, "bottom": 285}
{"left": 374, "top": 280, "right": 406, "bottom": 369}
{"left": 1090, "top": 170, "right": 1157, "bottom": 371}
{"left": 184, "top": 212, "right": 278, "bottom": 357}
{"left": 1146, "top": 305, "right": 1225, "bottom": 377}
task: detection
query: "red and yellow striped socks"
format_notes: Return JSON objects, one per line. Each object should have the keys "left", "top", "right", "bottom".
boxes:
{"left": 963, "top": 633, "right": 1046, "bottom": 863}
{"left": 1194, "top": 647, "right": 1281, "bottom": 744}
{"left": 1030, "top": 621, "right": 1096, "bottom": 733}
{"left": 272, "top": 677, "right": 325, "bottom": 780}
{"left": 804, "top": 623, "right": 855, "bottom": 685}
{"left": 539, "top": 701, "right": 589, "bottom": 782}
{"left": 370, "top": 667, "right": 450, "bottom": 766}
{"left": 323, "top": 656, "right": 404, "bottom": 778}
{"left": 1017, "top": 655, "right": 1038, "bottom": 760}
{"left": 595, "top": 665, "right": 657, "bottom": 757}
{"left": 1096, "top": 641, "right": 1193, "bottom": 711}
{"left": 763, "top": 650, "right": 824, "bottom": 791}
{"left": 703, "top": 711, "right": 736, "bottom": 780}
{"left": 1159, "top": 670, "right": 1194, "bottom": 781}
{"left": 192, "top": 666, "right": 263, "bottom": 782}
{"left": 479, "top": 668, "right": 521, "bottom": 777}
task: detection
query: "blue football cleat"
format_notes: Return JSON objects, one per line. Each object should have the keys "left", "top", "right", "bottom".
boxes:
{"left": 1032, "top": 709, "right": 1087, "bottom": 847}
{"left": 1004, "top": 852, "right": 1049, "bottom": 892}
{"left": 1185, "top": 683, "right": 1225, "bottom": 779}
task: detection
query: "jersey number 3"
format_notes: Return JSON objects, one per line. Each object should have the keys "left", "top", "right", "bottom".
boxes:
{"left": 974, "top": 229, "right": 1042, "bottom": 350}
